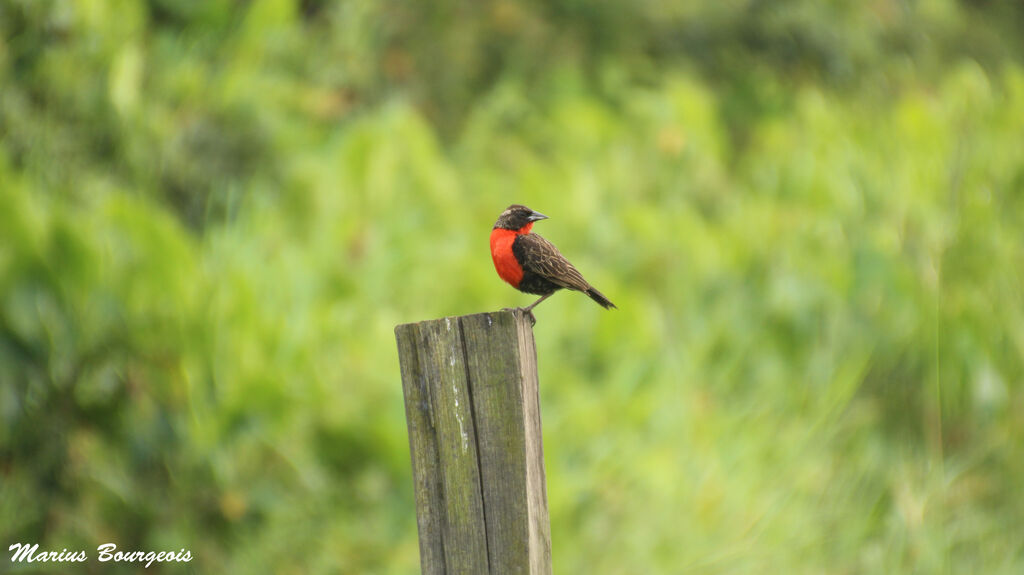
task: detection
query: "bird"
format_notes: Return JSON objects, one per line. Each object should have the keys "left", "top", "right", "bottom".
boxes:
{"left": 490, "top": 204, "right": 616, "bottom": 324}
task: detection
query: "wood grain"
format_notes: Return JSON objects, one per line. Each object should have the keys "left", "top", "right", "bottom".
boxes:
{"left": 396, "top": 309, "right": 551, "bottom": 575}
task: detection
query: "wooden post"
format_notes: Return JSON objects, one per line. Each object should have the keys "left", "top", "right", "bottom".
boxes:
{"left": 395, "top": 309, "right": 552, "bottom": 575}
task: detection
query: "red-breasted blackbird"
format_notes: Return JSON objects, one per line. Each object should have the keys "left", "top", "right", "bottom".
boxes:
{"left": 490, "top": 204, "right": 616, "bottom": 324}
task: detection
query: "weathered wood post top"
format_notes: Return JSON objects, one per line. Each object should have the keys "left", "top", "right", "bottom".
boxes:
{"left": 395, "top": 309, "right": 552, "bottom": 575}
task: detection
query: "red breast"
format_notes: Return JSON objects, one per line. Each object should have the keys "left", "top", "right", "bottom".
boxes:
{"left": 490, "top": 223, "right": 533, "bottom": 287}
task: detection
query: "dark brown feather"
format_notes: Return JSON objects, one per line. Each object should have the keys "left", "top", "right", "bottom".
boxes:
{"left": 512, "top": 233, "right": 617, "bottom": 309}
{"left": 514, "top": 234, "right": 589, "bottom": 290}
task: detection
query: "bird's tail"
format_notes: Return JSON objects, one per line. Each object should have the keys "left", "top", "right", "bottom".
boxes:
{"left": 585, "top": 286, "right": 617, "bottom": 310}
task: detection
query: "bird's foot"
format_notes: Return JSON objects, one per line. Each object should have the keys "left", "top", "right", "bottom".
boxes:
{"left": 522, "top": 308, "right": 536, "bottom": 326}
{"left": 502, "top": 307, "right": 537, "bottom": 326}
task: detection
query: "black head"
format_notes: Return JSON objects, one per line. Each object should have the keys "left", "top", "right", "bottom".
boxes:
{"left": 493, "top": 204, "right": 549, "bottom": 231}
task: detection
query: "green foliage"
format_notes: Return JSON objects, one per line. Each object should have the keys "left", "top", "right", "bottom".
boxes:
{"left": 2, "top": 0, "right": 1024, "bottom": 573}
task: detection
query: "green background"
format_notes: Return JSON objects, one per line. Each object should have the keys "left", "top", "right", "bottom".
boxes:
{"left": 2, "top": 0, "right": 1024, "bottom": 572}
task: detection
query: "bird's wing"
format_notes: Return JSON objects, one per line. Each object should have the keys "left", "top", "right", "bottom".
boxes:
{"left": 514, "top": 233, "right": 592, "bottom": 292}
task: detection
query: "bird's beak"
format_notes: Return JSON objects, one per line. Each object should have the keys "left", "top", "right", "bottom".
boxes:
{"left": 527, "top": 211, "right": 549, "bottom": 222}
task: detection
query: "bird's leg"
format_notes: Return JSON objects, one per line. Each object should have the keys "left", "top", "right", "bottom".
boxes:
{"left": 502, "top": 294, "right": 553, "bottom": 326}
{"left": 518, "top": 293, "right": 554, "bottom": 326}
{"left": 524, "top": 293, "right": 553, "bottom": 313}
{"left": 502, "top": 306, "right": 537, "bottom": 326}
